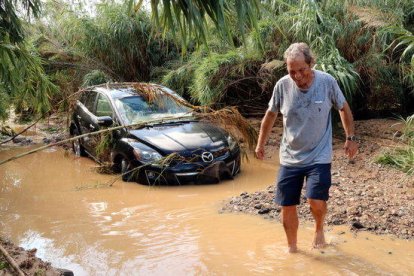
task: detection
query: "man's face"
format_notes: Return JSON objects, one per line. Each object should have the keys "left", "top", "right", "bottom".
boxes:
{"left": 286, "top": 55, "right": 313, "bottom": 89}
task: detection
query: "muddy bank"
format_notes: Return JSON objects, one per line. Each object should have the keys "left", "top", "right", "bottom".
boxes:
{"left": 0, "top": 238, "right": 72, "bottom": 275}
{"left": 221, "top": 118, "right": 414, "bottom": 239}
{"left": 0, "top": 114, "right": 68, "bottom": 147}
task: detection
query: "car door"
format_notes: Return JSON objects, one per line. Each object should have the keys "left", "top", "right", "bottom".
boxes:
{"left": 87, "top": 92, "right": 116, "bottom": 157}
{"left": 76, "top": 90, "right": 98, "bottom": 154}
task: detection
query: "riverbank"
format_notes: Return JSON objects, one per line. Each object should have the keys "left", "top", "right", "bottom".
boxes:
{"left": 0, "top": 238, "right": 68, "bottom": 275}
{"left": 220, "top": 118, "right": 414, "bottom": 239}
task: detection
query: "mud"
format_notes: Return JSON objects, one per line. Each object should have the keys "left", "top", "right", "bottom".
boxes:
{"left": 0, "top": 238, "right": 63, "bottom": 275}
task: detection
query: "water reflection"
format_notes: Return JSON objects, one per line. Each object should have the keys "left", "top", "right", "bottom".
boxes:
{"left": 0, "top": 147, "right": 414, "bottom": 275}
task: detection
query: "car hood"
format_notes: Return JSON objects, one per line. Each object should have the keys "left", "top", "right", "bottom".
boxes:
{"left": 128, "top": 121, "right": 228, "bottom": 153}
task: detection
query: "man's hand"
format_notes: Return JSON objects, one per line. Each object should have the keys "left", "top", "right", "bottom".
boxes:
{"left": 344, "top": 140, "right": 358, "bottom": 159}
{"left": 339, "top": 102, "right": 358, "bottom": 160}
{"left": 255, "top": 110, "right": 277, "bottom": 160}
{"left": 255, "top": 145, "right": 265, "bottom": 160}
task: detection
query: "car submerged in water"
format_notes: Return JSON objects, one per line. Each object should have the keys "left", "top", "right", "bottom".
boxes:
{"left": 69, "top": 83, "right": 241, "bottom": 185}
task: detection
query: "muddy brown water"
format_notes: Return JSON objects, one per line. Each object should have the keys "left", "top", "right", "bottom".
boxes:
{"left": 1, "top": 147, "right": 414, "bottom": 275}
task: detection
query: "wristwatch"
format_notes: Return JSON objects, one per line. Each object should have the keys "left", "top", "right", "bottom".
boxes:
{"left": 347, "top": 135, "right": 358, "bottom": 141}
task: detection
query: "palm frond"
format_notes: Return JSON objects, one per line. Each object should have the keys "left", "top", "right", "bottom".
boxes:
{"left": 137, "top": 0, "right": 260, "bottom": 49}
{"left": 380, "top": 25, "right": 414, "bottom": 88}
{"left": 312, "top": 37, "right": 360, "bottom": 103}
{"left": 0, "top": 0, "right": 41, "bottom": 44}
{"left": 0, "top": 38, "right": 57, "bottom": 118}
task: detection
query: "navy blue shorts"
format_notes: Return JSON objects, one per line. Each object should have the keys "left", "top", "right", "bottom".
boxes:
{"left": 275, "top": 163, "right": 331, "bottom": 206}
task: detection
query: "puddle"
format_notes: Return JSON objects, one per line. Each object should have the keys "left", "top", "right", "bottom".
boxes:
{"left": 0, "top": 147, "right": 413, "bottom": 275}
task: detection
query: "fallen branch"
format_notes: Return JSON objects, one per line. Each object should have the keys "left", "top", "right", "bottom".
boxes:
{"left": 0, "top": 115, "right": 182, "bottom": 166}
{"left": 0, "top": 107, "right": 257, "bottom": 167}
{"left": 0, "top": 243, "right": 26, "bottom": 276}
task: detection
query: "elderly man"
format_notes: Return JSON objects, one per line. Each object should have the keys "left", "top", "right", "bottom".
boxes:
{"left": 255, "top": 42, "right": 358, "bottom": 253}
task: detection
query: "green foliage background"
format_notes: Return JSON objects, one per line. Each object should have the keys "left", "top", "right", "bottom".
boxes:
{"left": 2, "top": 0, "right": 414, "bottom": 120}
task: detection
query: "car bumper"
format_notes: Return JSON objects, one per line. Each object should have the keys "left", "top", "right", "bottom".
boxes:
{"left": 135, "top": 151, "right": 241, "bottom": 185}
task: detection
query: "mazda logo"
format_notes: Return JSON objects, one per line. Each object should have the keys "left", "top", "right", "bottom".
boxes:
{"left": 201, "top": 151, "right": 214, "bottom": 163}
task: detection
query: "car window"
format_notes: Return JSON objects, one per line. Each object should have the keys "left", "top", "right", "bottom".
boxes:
{"left": 83, "top": 91, "right": 97, "bottom": 112}
{"left": 95, "top": 93, "right": 113, "bottom": 117}
{"left": 115, "top": 94, "right": 192, "bottom": 125}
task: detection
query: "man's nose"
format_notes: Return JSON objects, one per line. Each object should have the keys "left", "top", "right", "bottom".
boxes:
{"left": 294, "top": 72, "right": 302, "bottom": 80}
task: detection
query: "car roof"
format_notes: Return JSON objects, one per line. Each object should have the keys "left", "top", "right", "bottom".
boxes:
{"left": 94, "top": 87, "right": 136, "bottom": 99}
{"left": 88, "top": 82, "right": 183, "bottom": 101}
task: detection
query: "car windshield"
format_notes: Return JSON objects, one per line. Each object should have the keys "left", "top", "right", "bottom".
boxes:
{"left": 115, "top": 94, "right": 193, "bottom": 125}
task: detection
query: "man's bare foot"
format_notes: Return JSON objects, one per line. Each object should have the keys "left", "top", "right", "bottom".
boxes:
{"left": 312, "top": 231, "right": 327, "bottom": 249}
{"left": 288, "top": 245, "right": 298, "bottom": 253}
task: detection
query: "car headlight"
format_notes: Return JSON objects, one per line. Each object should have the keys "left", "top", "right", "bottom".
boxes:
{"left": 227, "top": 135, "right": 238, "bottom": 150}
{"left": 129, "top": 142, "right": 162, "bottom": 164}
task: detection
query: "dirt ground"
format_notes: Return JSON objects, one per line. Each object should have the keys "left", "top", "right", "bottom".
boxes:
{"left": 1, "top": 115, "right": 413, "bottom": 274}
{"left": 221, "top": 117, "right": 414, "bottom": 239}
{"left": 0, "top": 238, "right": 66, "bottom": 276}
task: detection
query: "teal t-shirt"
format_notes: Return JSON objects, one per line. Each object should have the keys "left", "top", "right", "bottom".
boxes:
{"left": 268, "top": 70, "right": 346, "bottom": 166}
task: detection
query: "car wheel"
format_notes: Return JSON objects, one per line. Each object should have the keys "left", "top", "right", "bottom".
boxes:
{"left": 233, "top": 157, "right": 241, "bottom": 176}
{"left": 121, "top": 157, "right": 135, "bottom": 182}
{"left": 72, "top": 129, "right": 87, "bottom": 157}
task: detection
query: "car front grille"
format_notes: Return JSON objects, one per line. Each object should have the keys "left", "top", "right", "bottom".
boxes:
{"left": 189, "top": 147, "right": 229, "bottom": 163}
{"left": 166, "top": 147, "right": 230, "bottom": 167}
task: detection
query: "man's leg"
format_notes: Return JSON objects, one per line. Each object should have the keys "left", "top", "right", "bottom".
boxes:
{"left": 281, "top": 205, "right": 299, "bottom": 253}
{"left": 275, "top": 165, "right": 304, "bottom": 253}
{"left": 305, "top": 164, "right": 331, "bottom": 248}
{"left": 308, "top": 199, "right": 327, "bottom": 248}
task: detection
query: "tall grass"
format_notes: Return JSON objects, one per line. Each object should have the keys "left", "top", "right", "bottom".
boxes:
{"left": 190, "top": 50, "right": 262, "bottom": 106}
{"left": 382, "top": 25, "right": 414, "bottom": 89}
{"left": 162, "top": 59, "right": 198, "bottom": 100}
{"left": 312, "top": 37, "right": 360, "bottom": 103}
{"left": 376, "top": 114, "right": 414, "bottom": 174}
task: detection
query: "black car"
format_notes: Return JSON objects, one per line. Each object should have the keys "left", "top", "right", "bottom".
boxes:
{"left": 70, "top": 83, "right": 241, "bottom": 185}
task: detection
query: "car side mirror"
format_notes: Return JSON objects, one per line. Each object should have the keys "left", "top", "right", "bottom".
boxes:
{"left": 97, "top": 116, "right": 113, "bottom": 127}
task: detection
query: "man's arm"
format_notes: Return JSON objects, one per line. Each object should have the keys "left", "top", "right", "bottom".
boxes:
{"left": 338, "top": 102, "right": 358, "bottom": 159}
{"left": 255, "top": 110, "right": 278, "bottom": 160}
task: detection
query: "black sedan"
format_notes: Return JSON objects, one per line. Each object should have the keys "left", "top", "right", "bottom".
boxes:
{"left": 69, "top": 83, "right": 241, "bottom": 185}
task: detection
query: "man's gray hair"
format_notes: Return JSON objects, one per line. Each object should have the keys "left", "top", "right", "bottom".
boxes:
{"left": 283, "top": 42, "right": 315, "bottom": 65}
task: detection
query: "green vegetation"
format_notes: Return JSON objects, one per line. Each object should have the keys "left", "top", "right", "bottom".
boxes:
{"left": 3, "top": 0, "right": 414, "bottom": 116}
{"left": 34, "top": 269, "right": 46, "bottom": 276}
{"left": 0, "top": 261, "right": 8, "bottom": 269}
{"left": 142, "top": 0, "right": 260, "bottom": 49}
{"left": 0, "top": 0, "right": 57, "bottom": 120}
{"left": 376, "top": 114, "right": 414, "bottom": 174}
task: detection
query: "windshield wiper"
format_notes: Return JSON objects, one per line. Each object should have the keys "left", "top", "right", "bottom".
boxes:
{"left": 145, "top": 118, "right": 197, "bottom": 127}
